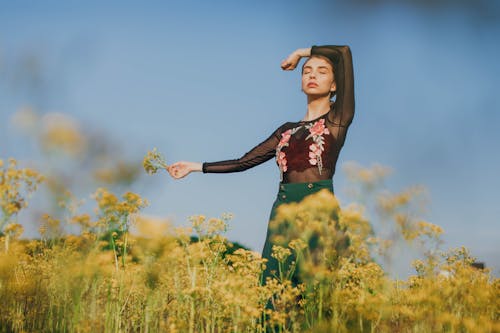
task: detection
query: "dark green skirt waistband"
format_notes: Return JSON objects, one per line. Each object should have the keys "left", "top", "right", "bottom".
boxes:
{"left": 275, "top": 179, "right": 334, "bottom": 204}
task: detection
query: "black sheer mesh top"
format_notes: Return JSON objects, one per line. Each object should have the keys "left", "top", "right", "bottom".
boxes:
{"left": 202, "top": 45, "right": 355, "bottom": 184}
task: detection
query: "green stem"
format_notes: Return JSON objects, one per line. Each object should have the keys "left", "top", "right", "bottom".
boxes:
{"left": 4, "top": 233, "right": 9, "bottom": 253}
{"left": 111, "top": 234, "right": 119, "bottom": 271}
{"left": 318, "top": 285, "right": 323, "bottom": 322}
{"left": 187, "top": 253, "right": 196, "bottom": 333}
{"left": 278, "top": 261, "right": 283, "bottom": 282}
{"left": 121, "top": 232, "right": 128, "bottom": 268}
{"left": 1, "top": 211, "right": 12, "bottom": 253}
{"left": 0, "top": 210, "right": 8, "bottom": 233}
{"left": 189, "top": 293, "right": 195, "bottom": 333}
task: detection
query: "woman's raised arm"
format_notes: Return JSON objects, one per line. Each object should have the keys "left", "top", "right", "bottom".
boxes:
{"left": 281, "top": 48, "right": 311, "bottom": 70}
{"left": 311, "top": 45, "right": 355, "bottom": 128}
{"left": 281, "top": 45, "right": 355, "bottom": 128}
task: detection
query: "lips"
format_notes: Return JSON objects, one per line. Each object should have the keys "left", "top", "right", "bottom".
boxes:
{"left": 307, "top": 82, "right": 318, "bottom": 88}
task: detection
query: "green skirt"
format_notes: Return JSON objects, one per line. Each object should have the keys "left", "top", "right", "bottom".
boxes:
{"left": 260, "top": 179, "right": 334, "bottom": 286}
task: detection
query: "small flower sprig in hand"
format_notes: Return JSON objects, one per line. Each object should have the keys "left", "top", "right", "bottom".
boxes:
{"left": 143, "top": 148, "right": 169, "bottom": 175}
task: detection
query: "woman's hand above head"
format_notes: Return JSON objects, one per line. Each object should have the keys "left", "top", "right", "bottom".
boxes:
{"left": 281, "top": 47, "right": 311, "bottom": 71}
{"left": 167, "top": 161, "right": 202, "bottom": 179}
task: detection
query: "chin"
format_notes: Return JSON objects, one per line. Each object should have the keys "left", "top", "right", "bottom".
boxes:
{"left": 304, "top": 90, "right": 330, "bottom": 98}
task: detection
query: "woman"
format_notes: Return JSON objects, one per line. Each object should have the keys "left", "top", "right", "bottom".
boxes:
{"left": 167, "top": 45, "right": 354, "bottom": 285}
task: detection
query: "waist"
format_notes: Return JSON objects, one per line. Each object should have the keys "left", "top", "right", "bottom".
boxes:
{"left": 276, "top": 179, "right": 334, "bottom": 203}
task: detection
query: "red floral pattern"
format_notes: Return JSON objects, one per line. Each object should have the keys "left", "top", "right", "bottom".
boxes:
{"left": 305, "top": 119, "right": 330, "bottom": 175}
{"left": 275, "top": 118, "right": 331, "bottom": 180}
{"left": 275, "top": 127, "right": 299, "bottom": 181}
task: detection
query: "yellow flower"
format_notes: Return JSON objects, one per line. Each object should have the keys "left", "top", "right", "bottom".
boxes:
{"left": 207, "top": 217, "right": 227, "bottom": 235}
{"left": 143, "top": 148, "right": 168, "bottom": 175}
{"left": 40, "top": 112, "right": 88, "bottom": 156}
{"left": 271, "top": 245, "right": 291, "bottom": 262}
{"left": 288, "top": 238, "right": 307, "bottom": 252}
{"left": 417, "top": 220, "right": 444, "bottom": 238}
{"left": 4, "top": 223, "right": 23, "bottom": 237}
{"left": 71, "top": 214, "right": 92, "bottom": 228}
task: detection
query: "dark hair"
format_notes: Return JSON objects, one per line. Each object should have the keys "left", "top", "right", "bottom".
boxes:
{"left": 302, "top": 55, "right": 337, "bottom": 100}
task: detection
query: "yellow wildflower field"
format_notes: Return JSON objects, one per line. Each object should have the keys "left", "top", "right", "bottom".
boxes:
{"left": 0, "top": 159, "right": 498, "bottom": 332}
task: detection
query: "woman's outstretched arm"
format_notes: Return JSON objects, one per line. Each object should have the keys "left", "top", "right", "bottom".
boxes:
{"left": 167, "top": 125, "right": 283, "bottom": 179}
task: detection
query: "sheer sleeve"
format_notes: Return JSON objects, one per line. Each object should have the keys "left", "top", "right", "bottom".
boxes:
{"left": 202, "top": 125, "right": 284, "bottom": 173}
{"left": 311, "top": 45, "right": 355, "bottom": 127}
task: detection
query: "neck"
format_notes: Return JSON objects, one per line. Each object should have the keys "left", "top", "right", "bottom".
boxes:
{"left": 304, "top": 95, "right": 331, "bottom": 121}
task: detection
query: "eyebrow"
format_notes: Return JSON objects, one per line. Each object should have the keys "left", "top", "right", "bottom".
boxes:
{"left": 303, "top": 65, "right": 330, "bottom": 69}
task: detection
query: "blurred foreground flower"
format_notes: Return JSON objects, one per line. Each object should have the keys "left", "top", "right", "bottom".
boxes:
{"left": 40, "top": 112, "right": 88, "bottom": 157}
{"left": 0, "top": 158, "right": 44, "bottom": 232}
{"left": 93, "top": 160, "right": 142, "bottom": 185}
{"left": 10, "top": 106, "right": 39, "bottom": 133}
{"left": 143, "top": 148, "right": 168, "bottom": 175}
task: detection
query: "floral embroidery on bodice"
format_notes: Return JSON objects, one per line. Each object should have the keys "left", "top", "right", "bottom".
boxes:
{"left": 275, "top": 118, "right": 331, "bottom": 181}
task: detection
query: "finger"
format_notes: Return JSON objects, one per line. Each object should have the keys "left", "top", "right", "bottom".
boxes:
{"left": 171, "top": 168, "right": 180, "bottom": 178}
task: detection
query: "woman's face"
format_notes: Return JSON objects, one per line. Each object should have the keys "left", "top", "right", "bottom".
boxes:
{"left": 301, "top": 57, "right": 336, "bottom": 98}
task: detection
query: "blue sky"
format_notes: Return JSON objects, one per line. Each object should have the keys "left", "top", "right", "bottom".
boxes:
{"left": 1, "top": 0, "right": 499, "bottom": 277}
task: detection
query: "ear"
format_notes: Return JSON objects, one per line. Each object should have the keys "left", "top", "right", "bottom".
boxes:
{"left": 330, "top": 81, "right": 337, "bottom": 93}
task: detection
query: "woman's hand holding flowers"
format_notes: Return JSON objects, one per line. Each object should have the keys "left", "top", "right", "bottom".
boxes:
{"left": 167, "top": 161, "right": 202, "bottom": 179}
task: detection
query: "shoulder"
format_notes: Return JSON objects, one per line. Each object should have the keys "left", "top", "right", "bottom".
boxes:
{"left": 268, "top": 122, "right": 294, "bottom": 139}
{"left": 274, "top": 121, "right": 294, "bottom": 130}
{"left": 278, "top": 121, "right": 301, "bottom": 131}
